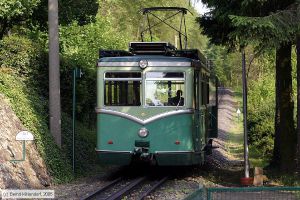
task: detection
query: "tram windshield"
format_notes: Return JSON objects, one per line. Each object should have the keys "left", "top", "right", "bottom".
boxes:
{"left": 104, "top": 72, "right": 141, "bottom": 106}
{"left": 145, "top": 72, "right": 185, "bottom": 106}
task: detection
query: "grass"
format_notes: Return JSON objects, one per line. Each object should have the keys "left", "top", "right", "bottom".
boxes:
{"left": 231, "top": 91, "right": 270, "bottom": 169}
{"left": 226, "top": 117, "right": 244, "bottom": 160}
{"left": 225, "top": 91, "right": 244, "bottom": 161}
{"left": 248, "top": 146, "right": 270, "bottom": 168}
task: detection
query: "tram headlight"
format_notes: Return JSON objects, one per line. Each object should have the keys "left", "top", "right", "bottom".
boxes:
{"left": 138, "top": 127, "right": 149, "bottom": 138}
{"left": 139, "top": 60, "right": 148, "bottom": 69}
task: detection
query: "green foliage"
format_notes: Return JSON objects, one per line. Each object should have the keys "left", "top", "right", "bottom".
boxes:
{"left": 98, "top": 0, "right": 206, "bottom": 50}
{"left": 0, "top": 0, "right": 40, "bottom": 18}
{"left": 0, "top": 35, "right": 42, "bottom": 75}
{"left": 204, "top": 44, "right": 242, "bottom": 87}
{"left": 248, "top": 70, "right": 275, "bottom": 157}
{"left": 60, "top": 20, "right": 128, "bottom": 70}
{"left": 229, "top": 1, "right": 300, "bottom": 48}
{"left": 59, "top": 19, "right": 129, "bottom": 123}
{"left": 0, "top": 33, "right": 106, "bottom": 179}
{"left": 61, "top": 113, "right": 104, "bottom": 176}
{"left": 31, "top": 0, "right": 99, "bottom": 30}
{"left": 58, "top": 0, "right": 99, "bottom": 25}
{"left": 0, "top": 0, "right": 40, "bottom": 38}
{"left": 198, "top": 0, "right": 296, "bottom": 48}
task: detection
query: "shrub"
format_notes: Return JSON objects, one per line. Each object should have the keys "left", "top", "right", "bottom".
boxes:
{"left": 0, "top": 35, "right": 42, "bottom": 75}
{"left": 248, "top": 74, "right": 275, "bottom": 157}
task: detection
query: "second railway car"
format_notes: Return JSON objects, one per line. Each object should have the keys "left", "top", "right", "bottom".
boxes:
{"left": 95, "top": 41, "right": 218, "bottom": 166}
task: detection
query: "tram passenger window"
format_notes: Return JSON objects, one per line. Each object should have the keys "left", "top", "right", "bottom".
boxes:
{"left": 104, "top": 72, "right": 141, "bottom": 106}
{"left": 145, "top": 72, "right": 185, "bottom": 107}
{"left": 209, "top": 79, "right": 216, "bottom": 106}
{"left": 201, "top": 81, "right": 205, "bottom": 105}
{"left": 194, "top": 72, "right": 199, "bottom": 109}
{"left": 206, "top": 83, "right": 209, "bottom": 104}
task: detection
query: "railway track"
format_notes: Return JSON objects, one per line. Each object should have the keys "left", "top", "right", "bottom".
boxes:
{"left": 81, "top": 175, "right": 168, "bottom": 200}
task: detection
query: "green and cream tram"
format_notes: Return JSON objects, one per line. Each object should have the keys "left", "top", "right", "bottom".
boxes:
{"left": 95, "top": 42, "right": 218, "bottom": 165}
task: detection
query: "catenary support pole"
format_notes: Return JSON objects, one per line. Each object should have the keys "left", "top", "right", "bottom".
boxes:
{"left": 72, "top": 69, "right": 76, "bottom": 174}
{"left": 48, "top": 0, "right": 61, "bottom": 147}
{"left": 72, "top": 68, "right": 82, "bottom": 174}
{"left": 242, "top": 49, "right": 250, "bottom": 178}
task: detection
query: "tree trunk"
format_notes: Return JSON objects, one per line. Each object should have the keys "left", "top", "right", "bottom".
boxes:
{"left": 273, "top": 43, "right": 296, "bottom": 172}
{"left": 0, "top": 19, "right": 8, "bottom": 40}
{"left": 273, "top": 55, "right": 280, "bottom": 168}
{"left": 297, "top": 35, "right": 300, "bottom": 173}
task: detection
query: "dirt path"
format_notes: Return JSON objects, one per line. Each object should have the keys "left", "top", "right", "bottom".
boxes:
{"left": 207, "top": 87, "right": 244, "bottom": 170}
{"left": 199, "top": 87, "right": 245, "bottom": 188}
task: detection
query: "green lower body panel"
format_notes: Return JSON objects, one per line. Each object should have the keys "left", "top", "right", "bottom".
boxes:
{"left": 96, "top": 150, "right": 204, "bottom": 166}
{"left": 96, "top": 111, "right": 207, "bottom": 166}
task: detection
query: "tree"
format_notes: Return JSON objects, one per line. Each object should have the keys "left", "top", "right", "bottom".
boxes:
{"left": 198, "top": 0, "right": 297, "bottom": 171}
{"left": 31, "top": 0, "right": 98, "bottom": 30}
{"left": 230, "top": 1, "right": 300, "bottom": 171}
{"left": 0, "top": 0, "right": 40, "bottom": 39}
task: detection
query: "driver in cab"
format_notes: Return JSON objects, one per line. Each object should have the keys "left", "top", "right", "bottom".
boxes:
{"left": 169, "top": 90, "right": 184, "bottom": 106}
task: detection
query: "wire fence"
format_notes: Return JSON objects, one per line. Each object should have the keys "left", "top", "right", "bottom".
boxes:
{"left": 185, "top": 186, "right": 300, "bottom": 200}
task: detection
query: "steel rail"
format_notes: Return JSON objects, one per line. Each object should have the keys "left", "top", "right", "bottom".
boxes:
{"left": 81, "top": 175, "right": 168, "bottom": 200}
{"left": 81, "top": 177, "right": 122, "bottom": 200}
{"left": 105, "top": 176, "right": 147, "bottom": 200}
{"left": 137, "top": 176, "right": 169, "bottom": 200}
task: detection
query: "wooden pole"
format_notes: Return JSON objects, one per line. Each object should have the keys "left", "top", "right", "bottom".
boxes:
{"left": 48, "top": 0, "right": 61, "bottom": 147}
{"left": 296, "top": 35, "right": 300, "bottom": 174}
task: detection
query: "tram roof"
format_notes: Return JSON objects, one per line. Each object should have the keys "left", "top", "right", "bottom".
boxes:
{"left": 97, "top": 55, "right": 210, "bottom": 70}
{"left": 98, "top": 55, "right": 193, "bottom": 63}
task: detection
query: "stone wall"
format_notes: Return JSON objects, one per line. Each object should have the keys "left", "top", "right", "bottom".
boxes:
{"left": 0, "top": 94, "right": 51, "bottom": 189}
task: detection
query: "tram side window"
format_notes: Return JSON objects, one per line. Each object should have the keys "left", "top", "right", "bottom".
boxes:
{"left": 104, "top": 72, "right": 141, "bottom": 106}
{"left": 209, "top": 79, "right": 217, "bottom": 106}
{"left": 201, "top": 81, "right": 205, "bottom": 105}
{"left": 206, "top": 82, "right": 209, "bottom": 105}
{"left": 194, "top": 71, "right": 199, "bottom": 108}
{"left": 201, "top": 80, "right": 210, "bottom": 105}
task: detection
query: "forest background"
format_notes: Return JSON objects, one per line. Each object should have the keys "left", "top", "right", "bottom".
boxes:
{"left": 0, "top": 0, "right": 298, "bottom": 184}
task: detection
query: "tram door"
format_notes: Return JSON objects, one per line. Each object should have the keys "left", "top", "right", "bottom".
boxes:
{"left": 194, "top": 70, "right": 200, "bottom": 152}
{"left": 195, "top": 71, "right": 207, "bottom": 152}
{"left": 200, "top": 73, "right": 208, "bottom": 148}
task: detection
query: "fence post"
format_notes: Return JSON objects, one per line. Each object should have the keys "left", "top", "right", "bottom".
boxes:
{"left": 206, "top": 188, "right": 211, "bottom": 200}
